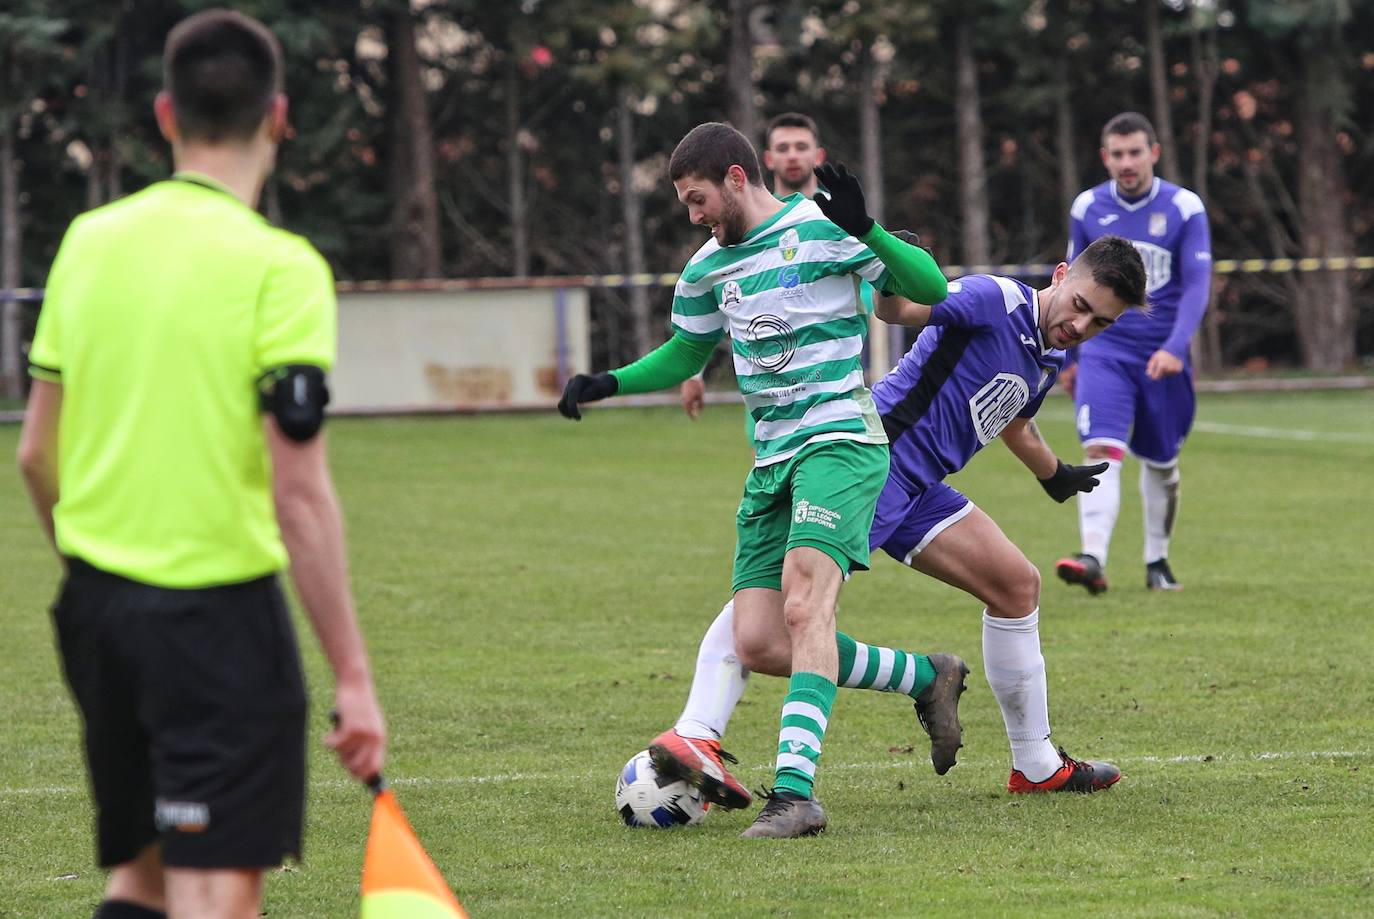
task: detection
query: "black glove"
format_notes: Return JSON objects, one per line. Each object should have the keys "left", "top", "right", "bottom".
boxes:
{"left": 1039, "top": 460, "right": 1110, "bottom": 503}
{"left": 814, "top": 163, "right": 874, "bottom": 238}
{"left": 557, "top": 372, "right": 618, "bottom": 420}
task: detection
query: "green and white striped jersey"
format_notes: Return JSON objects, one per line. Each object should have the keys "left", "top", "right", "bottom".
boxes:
{"left": 671, "top": 194, "right": 892, "bottom": 466}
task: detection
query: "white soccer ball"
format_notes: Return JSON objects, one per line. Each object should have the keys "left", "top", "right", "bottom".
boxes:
{"left": 615, "top": 749, "right": 710, "bottom": 828}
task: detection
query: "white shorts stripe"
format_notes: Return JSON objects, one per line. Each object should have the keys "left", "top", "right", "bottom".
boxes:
{"left": 779, "top": 726, "right": 823, "bottom": 751}
{"left": 902, "top": 500, "right": 976, "bottom": 565}
{"left": 874, "top": 647, "right": 895, "bottom": 690}
{"left": 896, "top": 654, "right": 918, "bottom": 695}
{"left": 782, "top": 701, "right": 829, "bottom": 733}
{"left": 776, "top": 752, "right": 818, "bottom": 777}
{"left": 844, "top": 642, "right": 870, "bottom": 687}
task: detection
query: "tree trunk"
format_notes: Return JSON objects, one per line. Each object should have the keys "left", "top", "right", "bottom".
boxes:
{"left": 1293, "top": 52, "right": 1355, "bottom": 371}
{"left": 1190, "top": 17, "right": 1222, "bottom": 372}
{"left": 727, "top": 0, "right": 758, "bottom": 143}
{"left": 1053, "top": 56, "right": 1079, "bottom": 229}
{"left": 86, "top": 40, "right": 109, "bottom": 211}
{"left": 386, "top": 9, "right": 441, "bottom": 279}
{"left": 1, "top": 114, "right": 21, "bottom": 398}
{"left": 107, "top": 21, "right": 129, "bottom": 201}
{"left": 506, "top": 62, "right": 530, "bottom": 277}
{"left": 954, "top": 16, "right": 990, "bottom": 266}
{"left": 617, "top": 93, "right": 651, "bottom": 355}
{"left": 855, "top": 45, "right": 895, "bottom": 377}
{"left": 1145, "top": 0, "right": 1181, "bottom": 182}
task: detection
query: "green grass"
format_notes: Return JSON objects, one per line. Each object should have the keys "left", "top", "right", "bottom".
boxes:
{"left": 2, "top": 390, "right": 1373, "bottom": 918}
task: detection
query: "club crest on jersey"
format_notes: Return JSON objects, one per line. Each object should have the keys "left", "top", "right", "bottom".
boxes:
{"left": 969, "top": 373, "right": 1030, "bottom": 445}
{"left": 745, "top": 314, "right": 797, "bottom": 372}
{"left": 721, "top": 280, "right": 743, "bottom": 308}
{"left": 1149, "top": 212, "right": 1168, "bottom": 237}
{"left": 780, "top": 228, "right": 800, "bottom": 262}
{"left": 1129, "top": 240, "right": 1172, "bottom": 294}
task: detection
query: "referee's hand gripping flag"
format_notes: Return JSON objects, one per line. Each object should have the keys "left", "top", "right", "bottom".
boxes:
{"left": 331, "top": 711, "right": 468, "bottom": 918}
{"left": 360, "top": 776, "right": 469, "bottom": 919}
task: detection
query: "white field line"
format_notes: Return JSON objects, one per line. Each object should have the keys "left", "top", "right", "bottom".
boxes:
{"left": 1037, "top": 411, "right": 1374, "bottom": 445}
{"left": 1191, "top": 420, "right": 1374, "bottom": 445}
{"left": 3, "top": 749, "right": 1367, "bottom": 798}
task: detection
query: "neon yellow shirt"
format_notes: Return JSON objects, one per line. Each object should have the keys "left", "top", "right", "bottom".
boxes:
{"left": 29, "top": 173, "right": 336, "bottom": 588}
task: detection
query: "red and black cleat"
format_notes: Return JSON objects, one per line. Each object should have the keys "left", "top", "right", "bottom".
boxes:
{"left": 648, "top": 730, "right": 752, "bottom": 810}
{"left": 1056, "top": 553, "right": 1109, "bottom": 595}
{"left": 1008, "top": 747, "right": 1121, "bottom": 794}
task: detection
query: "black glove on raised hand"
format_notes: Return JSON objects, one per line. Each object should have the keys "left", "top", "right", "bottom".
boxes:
{"left": 814, "top": 163, "right": 874, "bottom": 238}
{"left": 1039, "top": 460, "right": 1110, "bottom": 503}
{"left": 557, "top": 372, "right": 618, "bottom": 420}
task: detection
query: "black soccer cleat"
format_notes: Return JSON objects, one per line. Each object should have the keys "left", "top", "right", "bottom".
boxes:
{"left": 1145, "top": 558, "right": 1182, "bottom": 591}
{"left": 914, "top": 652, "right": 969, "bottom": 775}
{"left": 1056, "top": 553, "right": 1109, "bottom": 595}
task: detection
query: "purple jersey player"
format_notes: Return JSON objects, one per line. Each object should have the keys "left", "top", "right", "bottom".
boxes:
{"left": 648, "top": 236, "right": 1147, "bottom": 817}
{"left": 1056, "top": 112, "right": 1213, "bottom": 595}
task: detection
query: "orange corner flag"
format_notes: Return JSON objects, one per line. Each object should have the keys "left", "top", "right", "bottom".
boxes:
{"left": 361, "top": 788, "right": 469, "bottom": 918}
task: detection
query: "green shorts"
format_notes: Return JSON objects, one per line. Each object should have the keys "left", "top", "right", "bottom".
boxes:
{"left": 731, "top": 439, "right": 890, "bottom": 593}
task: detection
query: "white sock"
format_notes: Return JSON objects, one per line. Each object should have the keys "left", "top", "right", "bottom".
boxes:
{"left": 674, "top": 600, "right": 750, "bottom": 741}
{"left": 1078, "top": 458, "right": 1121, "bottom": 566}
{"left": 982, "top": 609, "right": 1061, "bottom": 782}
{"left": 1140, "top": 461, "right": 1181, "bottom": 564}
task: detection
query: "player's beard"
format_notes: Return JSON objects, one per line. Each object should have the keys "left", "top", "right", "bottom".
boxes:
{"left": 716, "top": 187, "right": 749, "bottom": 246}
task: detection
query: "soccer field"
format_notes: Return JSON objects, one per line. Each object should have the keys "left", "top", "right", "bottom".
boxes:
{"left": 2, "top": 389, "right": 1372, "bottom": 918}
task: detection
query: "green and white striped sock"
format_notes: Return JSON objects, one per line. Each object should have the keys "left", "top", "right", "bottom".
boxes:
{"left": 774, "top": 671, "right": 836, "bottom": 799}
{"left": 836, "top": 631, "right": 936, "bottom": 699}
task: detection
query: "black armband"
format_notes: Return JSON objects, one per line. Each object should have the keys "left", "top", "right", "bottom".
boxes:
{"left": 258, "top": 364, "right": 330, "bottom": 442}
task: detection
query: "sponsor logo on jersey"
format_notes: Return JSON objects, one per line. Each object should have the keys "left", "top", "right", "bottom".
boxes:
{"left": 721, "top": 280, "right": 743, "bottom": 308}
{"left": 1149, "top": 212, "right": 1168, "bottom": 237}
{"left": 969, "top": 373, "right": 1030, "bottom": 445}
{"left": 1098, "top": 213, "right": 1120, "bottom": 226}
{"left": 780, "top": 228, "right": 801, "bottom": 262}
{"left": 1128, "top": 240, "right": 1173, "bottom": 294}
{"left": 793, "top": 498, "right": 842, "bottom": 529}
{"left": 745, "top": 314, "right": 797, "bottom": 372}
{"left": 778, "top": 265, "right": 802, "bottom": 289}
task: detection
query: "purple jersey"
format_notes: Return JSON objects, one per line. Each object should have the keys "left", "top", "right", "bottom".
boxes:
{"left": 873, "top": 275, "right": 1063, "bottom": 493}
{"left": 1068, "top": 177, "right": 1212, "bottom": 362}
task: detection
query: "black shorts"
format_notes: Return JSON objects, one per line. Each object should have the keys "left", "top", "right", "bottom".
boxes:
{"left": 52, "top": 558, "right": 308, "bottom": 869}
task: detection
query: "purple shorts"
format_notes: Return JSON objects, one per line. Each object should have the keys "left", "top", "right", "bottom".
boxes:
{"left": 1074, "top": 350, "right": 1195, "bottom": 464}
{"left": 869, "top": 478, "right": 974, "bottom": 565}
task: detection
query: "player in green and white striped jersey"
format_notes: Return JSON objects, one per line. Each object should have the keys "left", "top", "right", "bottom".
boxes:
{"left": 559, "top": 121, "right": 948, "bottom": 838}
{"left": 654, "top": 113, "right": 965, "bottom": 831}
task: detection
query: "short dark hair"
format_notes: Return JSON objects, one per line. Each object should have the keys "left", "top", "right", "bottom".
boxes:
{"left": 164, "top": 9, "right": 284, "bottom": 143}
{"left": 765, "top": 113, "right": 820, "bottom": 149}
{"left": 669, "top": 122, "right": 765, "bottom": 187}
{"left": 1072, "top": 235, "right": 1148, "bottom": 310}
{"left": 1101, "top": 111, "right": 1157, "bottom": 147}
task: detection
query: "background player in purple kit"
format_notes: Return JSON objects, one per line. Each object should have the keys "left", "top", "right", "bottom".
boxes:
{"left": 650, "top": 235, "right": 1147, "bottom": 814}
{"left": 1055, "top": 112, "right": 1213, "bottom": 594}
